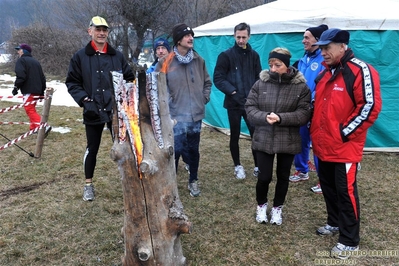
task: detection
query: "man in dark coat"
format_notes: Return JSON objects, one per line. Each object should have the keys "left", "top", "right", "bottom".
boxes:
{"left": 213, "top": 22, "right": 261, "bottom": 180}
{"left": 14, "top": 43, "right": 50, "bottom": 135}
{"left": 66, "top": 16, "right": 135, "bottom": 201}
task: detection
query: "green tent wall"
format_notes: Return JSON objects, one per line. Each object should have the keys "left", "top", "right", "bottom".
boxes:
{"left": 193, "top": 0, "right": 399, "bottom": 151}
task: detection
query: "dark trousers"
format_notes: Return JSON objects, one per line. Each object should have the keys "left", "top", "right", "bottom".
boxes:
{"left": 318, "top": 159, "right": 360, "bottom": 246}
{"left": 174, "top": 121, "right": 202, "bottom": 183}
{"left": 227, "top": 108, "right": 257, "bottom": 167}
{"left": 255, "top": 152, "right": 294, "bottom": 207}
{"left": 84, "top": 122, "right": 112, "bottom": 180}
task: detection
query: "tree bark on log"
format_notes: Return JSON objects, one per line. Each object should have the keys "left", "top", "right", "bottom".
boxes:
{"left": 110, "top": 71, "right": 191, "bottom": 265}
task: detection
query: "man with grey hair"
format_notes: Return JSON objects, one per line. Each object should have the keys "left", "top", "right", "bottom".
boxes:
{"left": 66, "top": 16, "right": 135, "bottom": 201}
{"left": 311, "top": 28, "right": 382, "bottom": 259}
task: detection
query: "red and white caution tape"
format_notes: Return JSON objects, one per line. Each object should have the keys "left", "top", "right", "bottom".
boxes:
{"left": 0, "top": 95, "right": 43, "bottom": 99}
{"left": 0, "top": 98, "right": 44, "bottom": 114}
{"left": 0, "top": 121, "right": 30, "bottom": 125}
{"left": 0, "top": 122, "right": 48, "bottom": 151}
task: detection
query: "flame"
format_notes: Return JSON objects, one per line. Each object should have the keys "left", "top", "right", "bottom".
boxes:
{"left": 124, "top": 82, "right": 143, "bottom": 178}
{"left": 112, "top": 71, "right": 143, "bottom": 179}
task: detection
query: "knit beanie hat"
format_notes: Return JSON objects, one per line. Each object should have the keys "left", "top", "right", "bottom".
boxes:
{"left": 15, "top": 43, "right": 32, "bottom": 53}
{"left": 154, "top": 38, "right": 170, "bottom": 52}
{"left": 306, "top": 24, "right": 329, "bottom": 40}
{"left": 172, "top": 23, "right": 194, "bottom": 45}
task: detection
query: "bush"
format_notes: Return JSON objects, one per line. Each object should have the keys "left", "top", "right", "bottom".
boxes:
{"left": 8, "top": 23, "right": 87, "bottom": 77}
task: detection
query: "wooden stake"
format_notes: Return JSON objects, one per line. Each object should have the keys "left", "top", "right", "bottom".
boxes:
{"left": 35, "top": 87, "right": 53, "bottom": 158}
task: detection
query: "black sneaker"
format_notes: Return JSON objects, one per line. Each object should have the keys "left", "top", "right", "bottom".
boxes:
{"left": 44, "top": 126, "right": 52, "bottom": 139}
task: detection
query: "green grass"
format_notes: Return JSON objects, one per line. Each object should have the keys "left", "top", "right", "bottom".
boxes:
{"left": 0, "top": 101, "right": 398, "bottom": 266}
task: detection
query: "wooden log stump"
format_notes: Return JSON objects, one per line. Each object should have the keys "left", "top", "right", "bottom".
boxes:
{"left": 110, "top": 71, "right": 191, "bottom": 266}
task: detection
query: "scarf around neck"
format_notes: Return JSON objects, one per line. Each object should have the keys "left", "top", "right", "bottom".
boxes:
{"left": 174, "top": 46, "right": 194, "bottom": 64}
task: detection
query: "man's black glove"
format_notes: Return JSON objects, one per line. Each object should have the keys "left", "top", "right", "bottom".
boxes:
{"left": 12, "top": 86, "right": 19, "bottom": 96}
{"left": 232, "top": 93, "right": 246, "bottom": 106}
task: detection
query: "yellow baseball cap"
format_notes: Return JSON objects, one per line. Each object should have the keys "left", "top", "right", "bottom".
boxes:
{"left": 89, "top": 16, "right": 109, "bottom": 28}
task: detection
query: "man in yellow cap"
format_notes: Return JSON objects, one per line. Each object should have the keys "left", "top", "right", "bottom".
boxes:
{"left": 66, "top": 16, "right": 135, "bottom": 201}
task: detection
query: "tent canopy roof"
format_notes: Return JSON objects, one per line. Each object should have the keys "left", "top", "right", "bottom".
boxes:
{"left": 194, "top": 0, "right": 399, "bottom": 37}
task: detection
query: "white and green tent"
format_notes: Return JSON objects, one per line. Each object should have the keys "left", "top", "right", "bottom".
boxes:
{"left": 193, "top": 0, "right": 399, "bottom": 151}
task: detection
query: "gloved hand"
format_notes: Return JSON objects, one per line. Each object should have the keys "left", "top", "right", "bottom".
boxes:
{"left": 231, "top": 93, "right": 246, "bottom": 106}
{"left": 12, "top": 86, "right": 19, "bottom": 96}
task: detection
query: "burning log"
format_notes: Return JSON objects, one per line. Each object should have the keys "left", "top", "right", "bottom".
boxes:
{"left": 110, "top": 71, "right": 191, "bottom": 265}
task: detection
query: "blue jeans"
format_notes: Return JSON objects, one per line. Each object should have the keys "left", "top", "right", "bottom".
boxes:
{"left": 173, "top": 120, "right": 202, "bottom": 183}
{"left": 294, "top": 124, "right": 319, "bottom": 174}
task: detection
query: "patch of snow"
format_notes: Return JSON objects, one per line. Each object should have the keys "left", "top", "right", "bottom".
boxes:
{"left": 0, "top": 54, "right": 11, "bottom": 63}
{"left": 0, "top": 74, "right": 78, "bottom": 107}
{"left": 0, "top": 74, "right": 79, "bottom": 135}
{"left": 52, "top": 126, "right": 71, "bottom": 134}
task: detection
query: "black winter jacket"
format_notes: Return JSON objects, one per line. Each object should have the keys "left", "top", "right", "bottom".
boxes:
{"left": 66, "top": 42, "right": 135, "bottom": 125}
{"left": 213, "top": 42, "right": 261, "bottom": 109}
{"left": 14, "top": 54, "right": 46, "bottom": 95}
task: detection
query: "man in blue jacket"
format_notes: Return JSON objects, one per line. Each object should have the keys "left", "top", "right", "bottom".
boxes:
{"left": 213, "top": 22, "right": 261, "bottom": 180}
{"left": 289, "top": 24, "right": 328, "bottom": 195}
{"left": 146, "top": 38, "right": 170, "bottom": 74}
{"left": 66, "top": 16, "right": 135, "bottom": 201}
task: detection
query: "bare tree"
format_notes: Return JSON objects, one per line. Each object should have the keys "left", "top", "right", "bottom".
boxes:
{"left": 51, "top": 0, "right": 112, "bottom": 31}
{"left": 6, "top": 0, "right": 105, "bottom": 76}
{"left": 228, "top": 0, "right": 272, "bottom": 14}
{"left": 170, "top": 0, "right": 270, "bottom": 29}
{"left": 8, "top": 23, "right": 84, "bottom": 76}
{"left": 5, "top": 0, "right": 275, "bottom": 79}
{"left": 109, "top": 0, "right": 175, "bottom": 62}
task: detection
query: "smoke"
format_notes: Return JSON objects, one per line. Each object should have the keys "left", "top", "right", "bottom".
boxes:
{"left": 173, "top": 121, "right": 202, "bottom": 136}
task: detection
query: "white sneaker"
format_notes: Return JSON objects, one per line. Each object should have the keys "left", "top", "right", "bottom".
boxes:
{"left": 83, "top": 183, "right": 95, "bottom": 201}
{"left": 331, "top": 243, "right": 359, "bottom": 259}
{"left": 256, "top": 203, "right": 268, "bottom": 223}
{"left": 289, "top": 171, "right": 309, "bottom": 182}
{"left": 317, "top": 224, "right": 339, "bottom": 236}
{"left": 187, "top": 181, "right": 200, "bottom": 197}
{"left": 234, "top": 165, "right": 246, "bottom": 179}
{"left": 270, "top": 206, "right": 283, "bottom": 225}
{"left": 311, "top": 183, "right": 323, "bottom": 194}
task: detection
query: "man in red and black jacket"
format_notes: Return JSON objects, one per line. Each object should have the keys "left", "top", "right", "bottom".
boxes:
{"left": 310, "top": 28, "right": 382, "bottom": 259}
